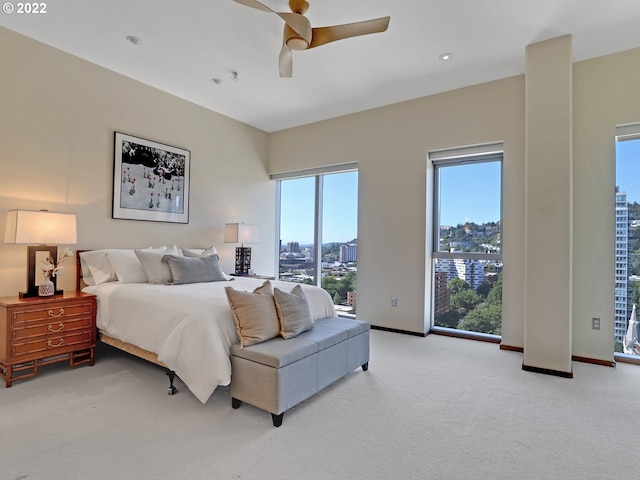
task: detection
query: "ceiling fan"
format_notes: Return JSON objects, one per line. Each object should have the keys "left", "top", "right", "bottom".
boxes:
{"left": 233, "top": 0, "right": 390, "bottom": 77}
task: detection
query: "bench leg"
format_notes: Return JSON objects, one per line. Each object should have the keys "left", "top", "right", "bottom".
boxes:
{"left": 272, "top": 413, "right": 284, "bottom": 427}
{"left": 232, "top": 397, "right": 242, "bottom": 409}
{"left": 362, "top": 362, "right": 369, "bottom": 371}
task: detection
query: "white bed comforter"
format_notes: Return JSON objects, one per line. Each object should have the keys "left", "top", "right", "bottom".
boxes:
{"left": 83, "top": 278, "right": 336, "bottom": 403}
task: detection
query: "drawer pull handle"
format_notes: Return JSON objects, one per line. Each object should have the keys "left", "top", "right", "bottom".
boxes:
{"left": 48, "top": 323, "right": 64, "bottom": 333}
{"left": 48, "top": 308, "right": 65, "bottom": 318}
{"left": 48, "top": 339, "right": 64, "bottom": 348}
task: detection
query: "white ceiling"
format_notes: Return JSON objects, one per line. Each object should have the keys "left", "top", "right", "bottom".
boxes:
{"left": 2, "top": 0, "right": 640, "bottom": 132}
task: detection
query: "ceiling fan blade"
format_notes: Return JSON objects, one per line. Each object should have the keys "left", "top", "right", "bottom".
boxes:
{"left": 276, "top": 12, "right": 312, "bottom": 44}
{"left": 279, "top": 43, "right": 293, "bottom": 78}
{"left": 309, "top": 16, "right": 390, "bottom": 49}
{"left": 233, "top": 0, "right": 311, "bottom": 44}
{"left": 232, "top": 0, "right": 273, "bottom": 13}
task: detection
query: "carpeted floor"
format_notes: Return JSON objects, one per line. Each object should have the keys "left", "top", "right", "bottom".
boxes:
{"left": 1, "top": 330, "right": 638, "bottom": 480}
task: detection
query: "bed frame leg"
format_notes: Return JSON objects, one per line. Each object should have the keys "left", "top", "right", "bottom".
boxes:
{"left": 166, "top": 369, "right": 177, "bottom": 395}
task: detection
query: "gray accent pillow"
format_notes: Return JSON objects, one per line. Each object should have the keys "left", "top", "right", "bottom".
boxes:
{"left": 182, "top": 246, "right": 218, "bottom": 258}
{"left": 163, "top": 254, "right": 227, "bottom": 284}
{"left": 134, "top": 246, "right": 179, "bottom": 284}
{"left": 273, "top": 285, "right": 313, "bottom": 339}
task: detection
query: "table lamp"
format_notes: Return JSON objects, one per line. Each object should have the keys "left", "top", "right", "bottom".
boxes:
{"left": 224, "top": 223, "right": 259, "bottom": 275}
{"left": 4, "top": 209, "right": 77, "bottom": 297}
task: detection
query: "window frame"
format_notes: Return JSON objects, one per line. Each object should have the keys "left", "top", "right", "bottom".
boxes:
{"left": 614, "top": 122, "right": 640, "bottom": 363}
{"left": 429, "top": 143, "right": 504, "bottom": 336}
{"left": 273, "top": 163, "right": 358, "bottom": 290}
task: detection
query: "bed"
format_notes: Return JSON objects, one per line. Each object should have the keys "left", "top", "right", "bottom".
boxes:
{"left": 75, "top": 247, "right": 337, "bottom": 403}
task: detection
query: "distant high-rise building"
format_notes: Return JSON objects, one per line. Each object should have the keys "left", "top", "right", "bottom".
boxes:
{"left": 339, "top": 243, "right": 357, "bottom": 263}
{"left": 433, "top": 272, "right": 450, "bottom": 317}
{"left": 435, "top": 258, "right": 485, "bottom": 291}
{"left": 615, "top": 189, "right": 631, "bottom": 345}
{"left": 287, "top": 241, "right": 299, "bottom": 253}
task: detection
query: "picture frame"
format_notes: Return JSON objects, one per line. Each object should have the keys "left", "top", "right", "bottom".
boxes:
{"left": 113, "top": 132, "right": 190, "bottom": 223}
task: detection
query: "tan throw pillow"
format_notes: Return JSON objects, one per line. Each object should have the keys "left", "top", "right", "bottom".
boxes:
{"left": 273, "top": 285, "right": 313, "bottom": 340}
{"left": 225, "top": 282, "right": 279, "bottom": 348}
{"left": 253, "top": 280, "right": 273, "bottom": 295}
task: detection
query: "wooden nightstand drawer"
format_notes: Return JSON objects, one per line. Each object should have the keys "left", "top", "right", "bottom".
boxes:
{"left": 12, "top": 316, "right": 94, "bottom": 342}
{"left": 11, "top": 302, "right": 93, "bottom": 324}
{"left": 12, "top": 330, "right": 94, "bottom": 357}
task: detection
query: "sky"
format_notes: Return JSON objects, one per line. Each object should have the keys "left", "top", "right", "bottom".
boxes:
{"left": 616, "top": 137, "right": 640, "bottom": 203}
{"left": 279, "top": 137, "right": 640, "bottom": 246}
{"left": 280, "top": 171, "right": 358, "bottom": 245}
{"left": 437, "top": 161, "right": 501, "bottom": 226}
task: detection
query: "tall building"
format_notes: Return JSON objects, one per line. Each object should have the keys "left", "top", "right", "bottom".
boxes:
{"left": 435, "top": 258, "right": 485, "bottom": 291}
{"left": 287, "top": 241, "right": 299, "bottom": 253}
{"left": 339, "top": 243, "right": 357, "bottom": 263}
{"left": 615, "top": 189, "right": 631, "bottom": 345}
{"left": 433, "top": 272, "right": 450, "bottom": 317}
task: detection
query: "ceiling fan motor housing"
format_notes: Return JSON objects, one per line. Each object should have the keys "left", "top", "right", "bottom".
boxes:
{"left": 284, "top": 24, "right": 309, "bottom": 50}
{"left": 289, "top": 0, "right": 309, "bottom": 15}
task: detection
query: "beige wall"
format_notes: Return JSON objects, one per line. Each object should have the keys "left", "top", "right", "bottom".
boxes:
{"left": 0, "top": 27, "right": 273, "bottom": 296}
{"left": 269, "top": 40, "right": 640, "bottom": 364}
{"left": 572, "top": 47, "right": 640, "bottom": 362}
{"left": 523, "top": 36, "right": 573, "bottom": 374}
{"left": 269, "top": 77, "right": 526, "bottom": 339}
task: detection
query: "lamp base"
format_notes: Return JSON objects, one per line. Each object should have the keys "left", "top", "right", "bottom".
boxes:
{"left": 19, "top": 288, "right": 63, "bottom": 299}
{"left": 234, "top": 247, "right": 252, "bottom": 275}
{"left": 23, "top": 245, "right": 61, "bottom": 299}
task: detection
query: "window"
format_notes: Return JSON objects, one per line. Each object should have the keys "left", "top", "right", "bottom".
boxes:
{"left": 615, "top": 124, "right": 640, "bottom": 357}
{"left": 430, "top": 145, "right": 503, "bottom": 336}
{"left": 274, "top": 166, "right": 358, "bottom": 315}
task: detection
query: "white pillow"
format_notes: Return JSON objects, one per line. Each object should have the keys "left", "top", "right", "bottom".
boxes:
{"left": 135, "top": 245, "right": 180, "bottom": 284}
{"left": 182, "top": 246, "right": 218, "bottom": 258}
{"left": 107, "top": 249, "right": 159, "bottom": 283}
{"left": 79, "top": 250, "right": 117, "bottom": 285}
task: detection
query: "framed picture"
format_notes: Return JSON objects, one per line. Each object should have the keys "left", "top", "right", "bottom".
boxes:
{"left": 113, "top": 132, "right": 190, "bottom": 223}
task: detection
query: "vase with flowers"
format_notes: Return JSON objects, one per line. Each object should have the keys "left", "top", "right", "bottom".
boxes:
{"left": 38, "top": 247, "right": 73, "bottom": 296}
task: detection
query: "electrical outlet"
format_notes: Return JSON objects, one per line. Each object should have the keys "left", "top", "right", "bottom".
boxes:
{"left": 391, "top": 297, "right": 397, "bottom": 307}
{"left": 592, "top": 317, "right": 600, "bottom": 330}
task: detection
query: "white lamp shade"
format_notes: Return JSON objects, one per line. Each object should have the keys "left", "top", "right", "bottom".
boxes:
{"left": 5, "top": 210, "right": 77, "bottom": 244}
{"left": 224, "top": 223, "right": 259, "bottom": 244}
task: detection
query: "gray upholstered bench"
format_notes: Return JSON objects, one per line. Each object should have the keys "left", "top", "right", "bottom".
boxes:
{"left": 230, "top": 316, "right": 370, "bottom": 427}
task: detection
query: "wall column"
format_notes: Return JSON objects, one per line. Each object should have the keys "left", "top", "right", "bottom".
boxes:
{"left": 523, "top": 35, "right": 573, "bottom": 376}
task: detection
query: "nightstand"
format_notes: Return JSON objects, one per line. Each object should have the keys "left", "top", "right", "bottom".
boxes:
{"left": 0, "top": 291, "right": 97, "bottom": 387}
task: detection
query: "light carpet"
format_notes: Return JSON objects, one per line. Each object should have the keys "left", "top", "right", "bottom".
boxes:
{"left": 1, "top": 330, "right": 638, "bottom": 480}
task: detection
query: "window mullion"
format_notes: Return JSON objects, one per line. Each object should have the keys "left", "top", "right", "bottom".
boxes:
{"left": 314, "top": 175, "right": 323, "bottom": 287}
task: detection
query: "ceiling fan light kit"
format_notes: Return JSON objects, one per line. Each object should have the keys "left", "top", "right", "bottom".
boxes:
{"left": 233, "top": 0, "right": 390, "bottom": 77}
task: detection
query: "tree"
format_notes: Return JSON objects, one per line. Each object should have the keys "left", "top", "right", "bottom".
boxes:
{"left": 448, "top": 277, "right": 470, "bottom": 295}
{"left": 476, "top": 281, "right": 493, "bottom": 299}
{"left": 450, "top": 288, "right": 482, "bottom": 315}
{"left": 459, "top": 303, "right": 502, "bottom": 335}
{"left": 435, "top": 311, "right": 461, "bottom": 329}
{"left": 486, "top": 273, "right": 503, "bottom": 305}
{"left": 343, "top": 271, "right": 357, "bottom": 292}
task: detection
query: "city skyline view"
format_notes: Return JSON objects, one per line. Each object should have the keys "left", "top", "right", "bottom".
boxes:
{"left": 279, "top": 138, "right": 640, "bottom": 248}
